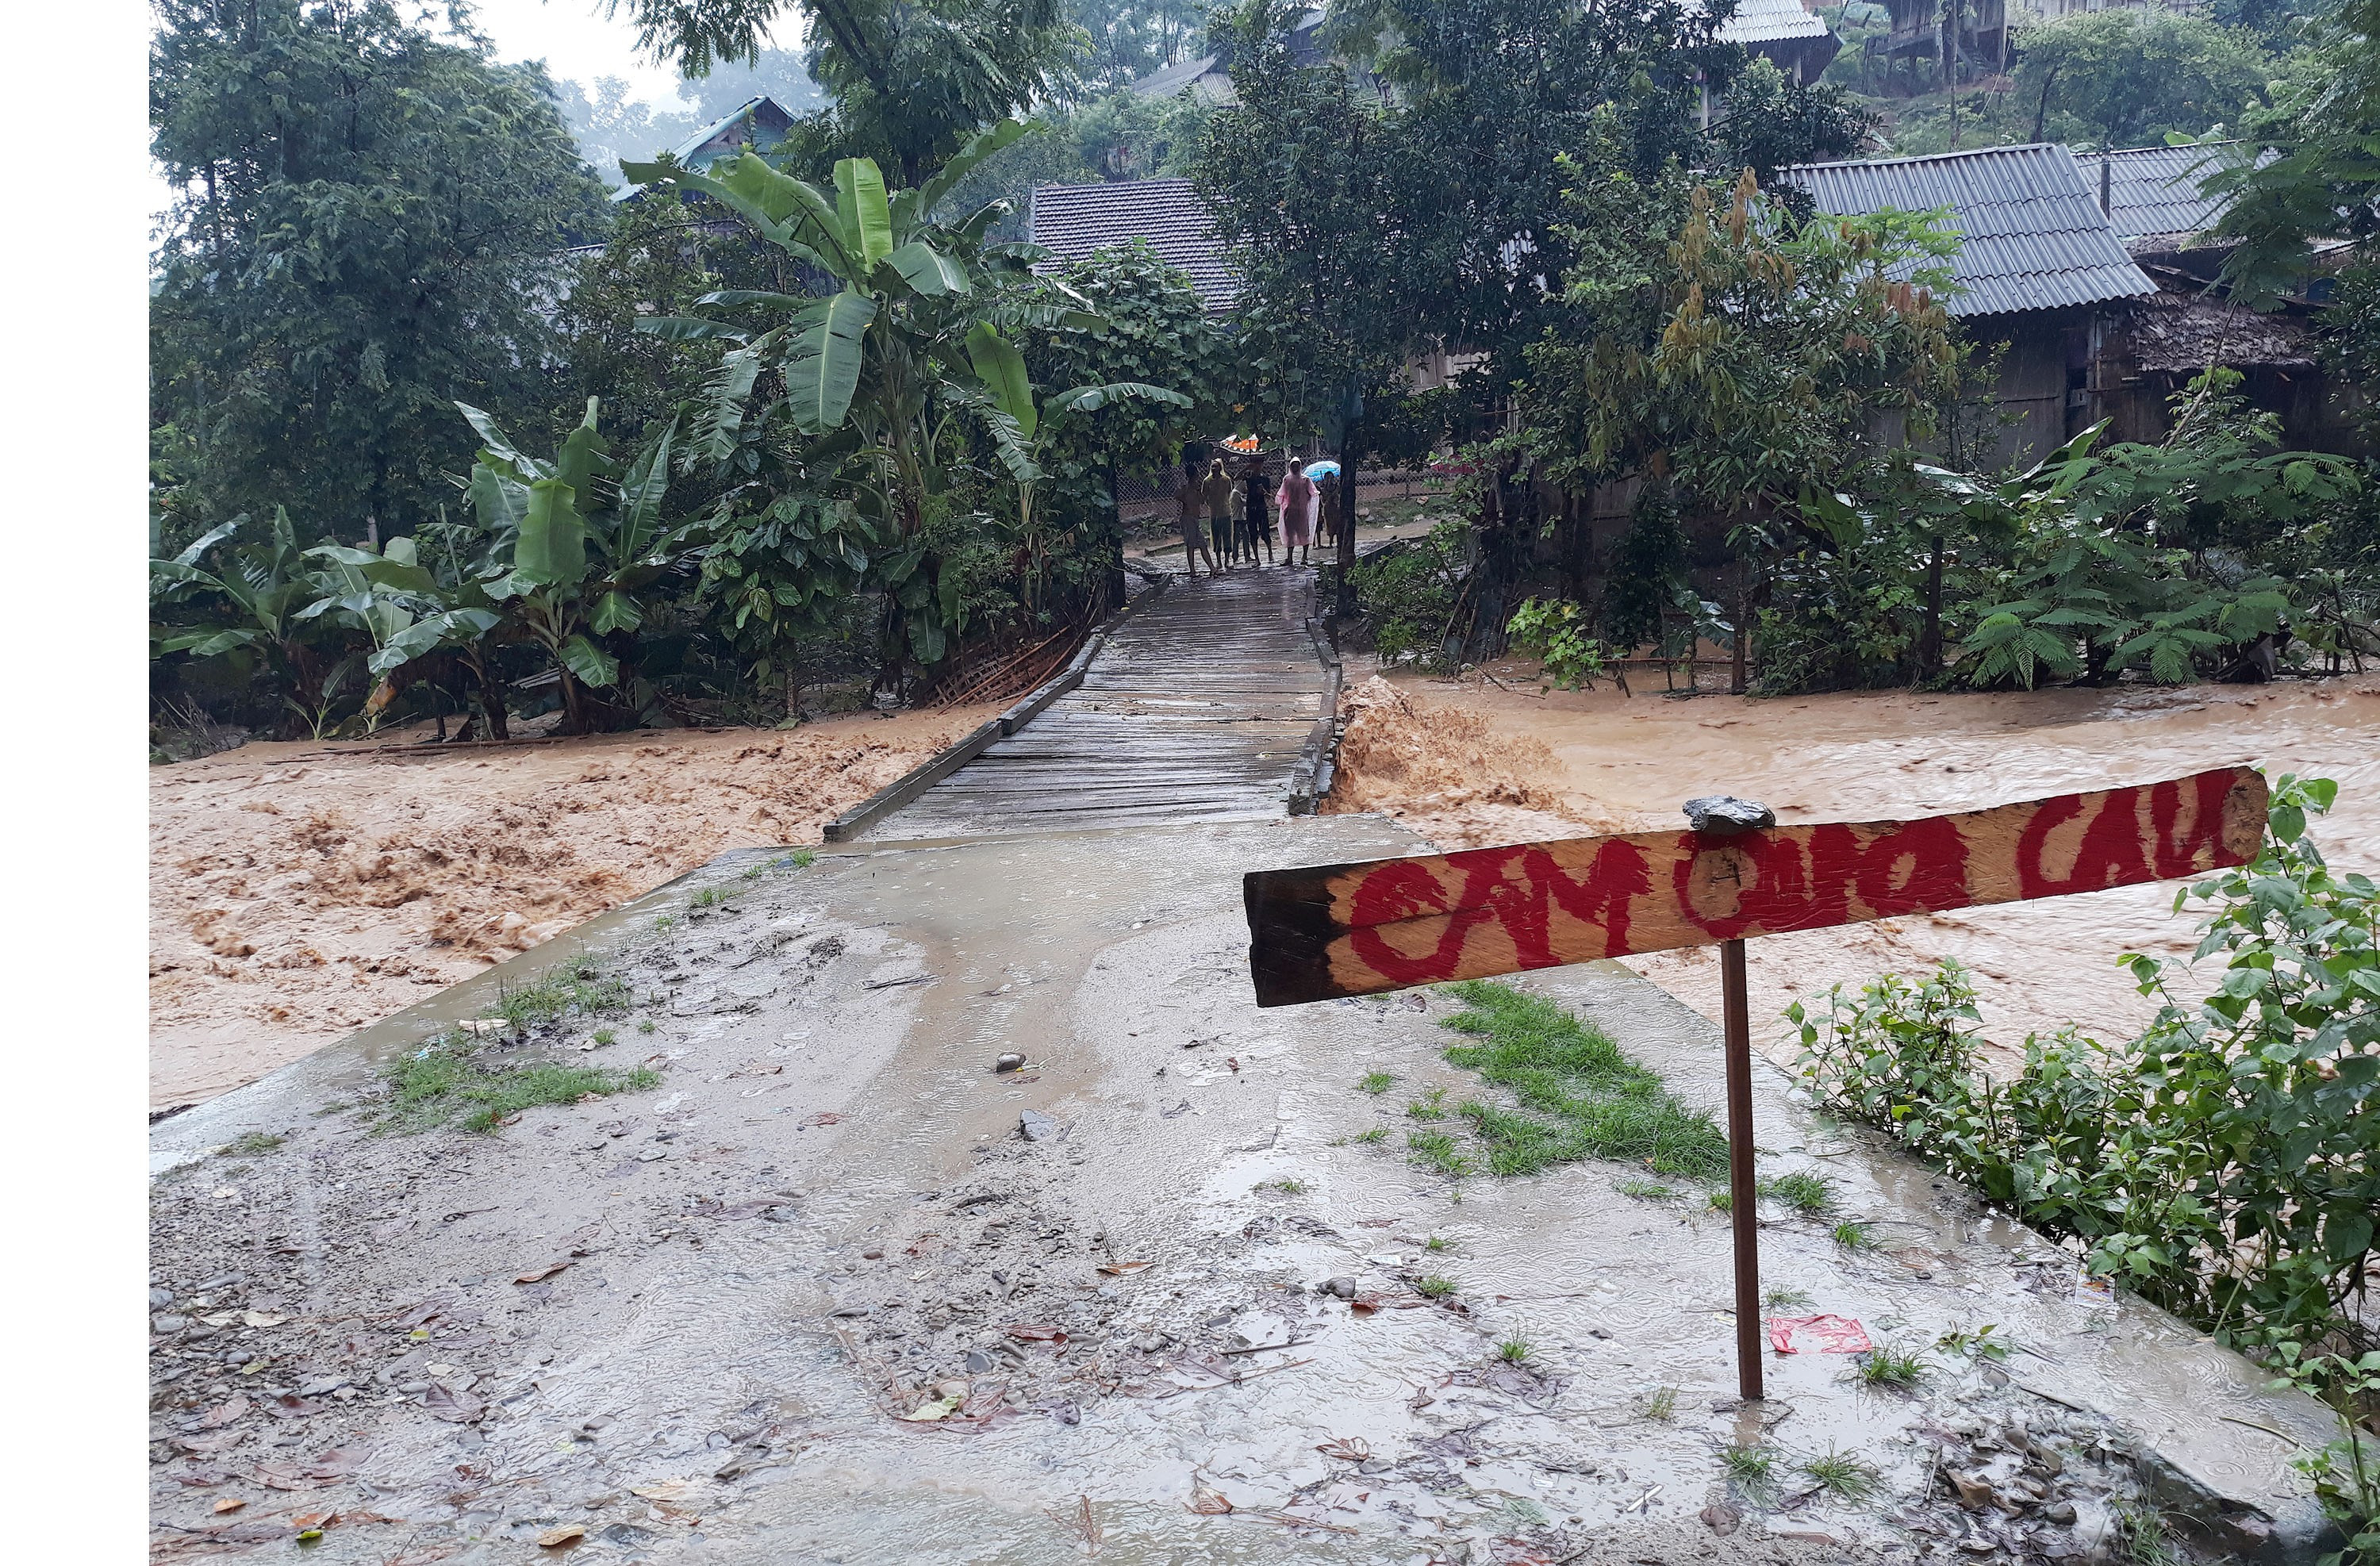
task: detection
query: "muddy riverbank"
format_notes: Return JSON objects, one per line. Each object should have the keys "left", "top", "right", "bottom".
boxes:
{"left": 148, "top": 708, "right": 997, "bottom": 1112}
{"left": 1323, "top": 669, "right": 2380, "bottom": 1061}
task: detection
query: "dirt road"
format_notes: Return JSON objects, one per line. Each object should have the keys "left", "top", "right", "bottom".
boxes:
{"left": 1324, "top": 669, "right": 2380, "bottom": 1061}
{"left": 148, "top": 708, "right": 996, "bottom": 1111}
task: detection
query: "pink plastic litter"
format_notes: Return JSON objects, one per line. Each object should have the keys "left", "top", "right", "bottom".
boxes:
{"left": 1767, "top": 1315, "right": 1873, "bottom": 1354}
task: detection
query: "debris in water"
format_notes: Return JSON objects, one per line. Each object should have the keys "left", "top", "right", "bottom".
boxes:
{"left": 993, "top": 1053, "right": 1027, "bottom": 1073}
{"left": 1768, "top": 1315, "right": 1873, "bottom": 1354}
{"left": 1681, "top": 795, "right": 1775, "bottom": 835}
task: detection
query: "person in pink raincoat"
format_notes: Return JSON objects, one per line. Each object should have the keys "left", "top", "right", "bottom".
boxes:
{"left": 1276, "top": 459, "right": 1318, "bottom": 566}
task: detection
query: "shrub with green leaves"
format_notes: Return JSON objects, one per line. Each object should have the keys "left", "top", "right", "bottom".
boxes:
{"left": 1792, "top": 773, "right": 2375, "bottom": 1391}
{"left": 1506, "top": 597, "right": 1609, "bottom": 689}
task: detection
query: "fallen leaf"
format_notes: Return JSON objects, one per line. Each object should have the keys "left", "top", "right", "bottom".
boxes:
{"left": 630, "top": 1481, "right": 692, "bottom": 1503}
{"left": 292, "top": 1511, "right": 338, "bottom": 1530}
{"left": 514, "top": 1261, "right": 572, "bottom": 1284}
{"left": 1188, "top": 1482, "right": 1234, "bottom": 1515}
{"left": 1096, "top": 1261, "right": 1151, "bottom": 1276}
{"left": 422, "top": 1384, "right": 486, "bottom": 1422}
{"left": 898, "top": 1395, "right": 959, "bottom": 1422}
{"left": 212, "top": 1499, "right": 247, "bottom": 1514}
{"left": 536, "top": 1523, "right": 587, "bottom": 1548}
{"left": 242, "top": 1311, "right": 287, "bottom": 1328}
{"left": 800, "top": 1112, "right": 846, "bottom": 1128}
{"left": 1004, "top": 1323, "right": 1067, "bottom": 1342}
{"left": 1315, "top": 1437, "right": 1372, "bottom": 1461}
{"left": 200, "top": 1396, "right": 251, "bottom": 1429}
{"left": 199, "top": 1313, "right": 240, "bottom": 1328}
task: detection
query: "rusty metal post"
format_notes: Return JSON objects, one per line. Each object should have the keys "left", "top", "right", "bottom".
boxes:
{"left": 1720, "top": 937, "right": 1764, "bottom": 1402}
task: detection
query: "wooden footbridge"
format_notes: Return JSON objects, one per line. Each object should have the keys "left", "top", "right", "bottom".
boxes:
{"left": 832, "top": 568, "right": 1342, "bottom": 842}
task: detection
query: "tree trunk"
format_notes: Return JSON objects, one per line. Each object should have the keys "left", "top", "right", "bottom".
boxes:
{"left": 1732, "top": 560, "right": 1750, "bottom": 697}
{"left": 784, "top": 655, "right": 803, "bottom": 725}
{"left": 1920, "top": 534, "right": 1945, "bottom": 681}
{"left": 1335, "top": 420, "right": 1360, "bottom": 618}
{"left": 557, "top": 666, "right": 588, "bottom": 736}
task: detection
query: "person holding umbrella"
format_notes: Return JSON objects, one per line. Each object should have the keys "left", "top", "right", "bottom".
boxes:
{"left": 1276, "top": 455, "right": 1319, "bottom": 567}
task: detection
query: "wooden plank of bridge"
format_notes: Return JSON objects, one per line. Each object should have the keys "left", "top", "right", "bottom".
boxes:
{"left": 861, "top": 568, "right": 1333, "bottom": 840}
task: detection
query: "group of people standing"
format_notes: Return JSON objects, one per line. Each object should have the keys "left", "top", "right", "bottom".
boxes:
{"left": 1175, "top": 453, "right": 1326, "bottom": 578}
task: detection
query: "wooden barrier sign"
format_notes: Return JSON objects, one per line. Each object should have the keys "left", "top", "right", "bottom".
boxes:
{"left": 1244, "top": 766, "right": 2267, "bottom": 1008}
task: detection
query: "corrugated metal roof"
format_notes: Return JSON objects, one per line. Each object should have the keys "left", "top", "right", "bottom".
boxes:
{"left": 1783, "top": 143, "right": 2154, "bottom": 317}
{"left": 670, "top": 96, "right": 797, "bottom": 167}
{"left": 1714, "top": 0, "right": 1836, "bottom": 45}
{"left": 1027, "top": 179, "right": 1241, "bottom": 310}
{"left": 2070, "top": 142, "right": 2263, "bottom": 245}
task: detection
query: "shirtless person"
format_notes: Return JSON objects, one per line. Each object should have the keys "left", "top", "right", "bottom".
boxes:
{"left": 1176, "top": 474, "right": 1217, "bottom": 578}
{"left": 1200, "top": 458, "right": 1238, "bottom": 567}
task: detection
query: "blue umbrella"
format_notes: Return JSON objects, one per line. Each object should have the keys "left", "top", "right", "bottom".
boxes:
{"left": 1303, "top": 460, "right": 1342, "bottom": 479}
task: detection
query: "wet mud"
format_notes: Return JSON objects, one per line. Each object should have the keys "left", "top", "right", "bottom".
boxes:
{"left": 149, "top": 817, "right": 2335, "bottom": 1564}
{"left": 1325, "top": 670, "right": 2380, "bottom": 1063}
{"left": 148, "top": 708, "right": 999, "bottom": 1112}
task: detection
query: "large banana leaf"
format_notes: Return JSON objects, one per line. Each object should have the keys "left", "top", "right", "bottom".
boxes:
{"left": 368, "top": 608, "right": 501, "bottom": 677}
{"left": 634, "top": 317, "right": 755, "bottom": 344}
{"left": 785, "top": 291, "right": 877, "bottom": 433}
{"left": 978, "top": 406, "right": 1041, "bottom": 485}
{"left": 692, "top": 347, "right": 765, "bottom": 465}
{"left": 553, "top": 400, "right": 609, "bottom": 504}
{"left": 693, "top": 290, "right": 818, "bottom": 311}
{"left": 714, "top": 153, "right": 850, "bottom": 271}
{"left": 305, "top": 544, "right": 438, "bottom": 597}
{"left": 834, "top": 158, "right": 894, "bottom": 271}
{"left": 516, "top": 479, "right": 590, "bottom": 589}
{"left": 1046, "top": 381, "right": 1192, "bottom": 418}
{"left": 558, "top": 634, "right": 620, "bottom": 689}
{"left": 614, "top": 423, "right": 674, "bottom": 561}
{"left": 965, "top": 323, "right": 1035, "bottom": 439}
{"left": 455, "top": 403, "right": 542, "bottom": 479}
{"left": 620, "top": 160, "right": 793, "bottom": 249}
{"left": 171, "top": 517, "right": 244, "bottom": 568}
{"left": 904, "top": 118, "right": 1032, "bottom": 229}
{"left": 885, "top": 241, "right": 969, "bottom": 297}
{"left": 589, "top": 590, "right": 643, "bottom": 635}
{"left": 470, "top": 463, "right": 530, "bottom": 537}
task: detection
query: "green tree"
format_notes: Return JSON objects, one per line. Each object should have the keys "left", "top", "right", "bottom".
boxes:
{"left": 150, "top": 0, "right": 611, "bottom": 541}
{"left": 612, "top": 0, "right": 1084, "bottom": 184}
{"left": 2013, "top": 10, "right": 2275, "bottom": 150}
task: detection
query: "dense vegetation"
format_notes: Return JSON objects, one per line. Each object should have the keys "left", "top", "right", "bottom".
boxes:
{"left": 152, "top": 0, "right": 2380, "bottom": 732}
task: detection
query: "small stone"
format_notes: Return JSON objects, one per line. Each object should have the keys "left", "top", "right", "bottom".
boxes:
{"left": 1130, "top": 1332, "right": 1169, "bottom": 1353}
{"left": 1700, "top": 1503, "right": 1741, "bottom": 1537}
{"left": 2044, "top": 1501, "right": 2077, "bottom": 1525}
{"left": 1019, "top": 1110, "right": 1059, "bottom": 1142}
{"left": 964, "top": 1349, "right": 995, "bottom": 1372}
{"left": 862, "top": 1248, "right": 884, "bottom": 1260}
{"left": 1682, "top": 795, "right": 1776, "bottom": 835}
{"left": 298, "top": 1376, "right": 349, "bottom": 1397}
{"left": 1587, "top": 1326, "right": 1612, "bottom": 1341}
{"left": 934, "top": 1379, "right": 970, "bottom": 1400}
{"left": 149, "top": 1288, "right": 176, "bottom": 1310}
{"left": 1320, "top": 1276, "right": 1357, "bottom": 1299}
{"left": 993, "top": 1054, "right": 1027, "bottom": 1073}
{"left": 1947, "top": 1469, "right": 1997, "bottom": 1511}
{"left": 152, "top": 1315, "right": 190, "bottom": 1334}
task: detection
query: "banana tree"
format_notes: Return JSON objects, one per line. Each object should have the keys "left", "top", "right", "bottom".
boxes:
{"left": 962, "top": 321, "right": 1189, "bottom": 612}
{"left": 458, "top": 398, "right": 684, "bottom": 733}
{"left": 624, "top": 119, "right": 1100, "bottom": 676}
{"left": 151, "top": 507, "right": 359, "bottom": 736}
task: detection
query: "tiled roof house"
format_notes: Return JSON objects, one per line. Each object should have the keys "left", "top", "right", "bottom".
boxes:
{"left": 1027, "top": 179, "right": 1240, "bottom": 311}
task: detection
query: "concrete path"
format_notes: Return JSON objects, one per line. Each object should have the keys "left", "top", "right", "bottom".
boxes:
{"left": 149, "top": 815, "right": 2342, "bottom": 1565}
{"left": 863, "top": 566, "right": 1332, "bottom": 840}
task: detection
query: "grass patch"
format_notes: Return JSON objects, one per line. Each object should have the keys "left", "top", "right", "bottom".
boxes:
{"left": 1722, "top": 1442, "right": 1775, "bottom": 1491}
{"left": 1430, "top": 981, "right": 1726, "bottom": 1180}
{"left": 1760, "top": 1171, "right": 1836, "bottom": 1216}
{"left": 1257, "top": 1177, "right": 1309, "bottom": 1195}
{"left": 1349, "top": 1126, "right": 1388, "bottom": 1145}
{"left": 493, "top": 965, "right": 631, "bottom": 1031}
{"left": 1832, "top": 1220, "right": 1880, "bottom": 1252}
{"left": 1936, "top": 1323, "right": 2010, "bottom": 1361}
{"left": 1706, "top": 1187, "right": 1733, "bottom": 1212}
{"left": 1799, "top": 1448, "right": 1881, "bottom": 1503}
{"left": 382, "top": 1032, "right": 658, "bottom": 1134}
{"left": 221, "top": 1131, "right": 285, "bottom": 1157}
{"left": 739, "top": 851, "right": 812, "bottom": 881}
{"left": 1415, "top": 1273, "right": 1459, "bottom": 1299}
{"left": 1642, "top": 1386, "right": 1678, "bottom": 1421}
{"left": 1424, "top": 1234, "right": 1452, "bottom": 1253}
{"left": 1407, "top": 1087, "right": 1449, "bottom": 1121}
{"left": 1496, "top": 1332, "right": 1532, "bottom": 1362}
{"left": 637, "top": 1019, "right": 657, "bottom": 1034}
{"left": 1407, "top": 1130, "right": 1474, "bottom": 1176}
{"left": 1358, "top": 1070, "right": 1396, "bottom": 1095}
{"left": 689, "top": 885, "right": 735, "bottom": 909}
{"left": 1764, "top": 1285, "right": 1814, "bottom": 1310}
{"left": 1616, "top": 1177, "right": 1677, "bottom": 1200}
{"left": 1855, "top": 1341, "right": 1930, "bottom": 1391}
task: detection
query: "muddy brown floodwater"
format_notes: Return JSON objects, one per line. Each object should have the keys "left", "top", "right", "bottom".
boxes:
{"left": 1324, "top": 667, "right": 2380, "bottom": 1062}
{"left": 148, "top": 708, "right": 998, "bottom": 1112}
